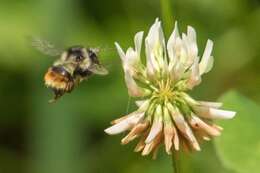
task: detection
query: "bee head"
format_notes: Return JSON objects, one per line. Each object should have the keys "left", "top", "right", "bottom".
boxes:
{"left": 67, "top": 46, "right": 88, "bottom": 62}
{"left": 64, "top": 46, "right": 108, "bottom": 76}
{"left": 87, "top": 48, "right": 100, "bottom": 65}
{"left": 86, "top": 48, "right": 108, "bottom": 75}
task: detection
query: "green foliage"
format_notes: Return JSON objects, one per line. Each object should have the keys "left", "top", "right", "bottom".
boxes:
{"left": 215, "top": 91, "right": 260, "bottom": 173}
{"left": 178, "top": 143, "right": 233, "bottom": 173}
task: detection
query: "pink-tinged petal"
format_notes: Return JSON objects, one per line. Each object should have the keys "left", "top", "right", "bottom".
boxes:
{"left": 209, "top": 108, "right": 236, "bottom": 119}
{"left": 189, "top": 115, "right": 221, "bottom": 137}
{"left": 124, "top": 72, "right": 150, "bottom": 97}
{"left": 163, "top": 106, "right": 178, "bottom": 153}
{"left": 145, "top": 39, "right": 157, "bottom": 78}
{"left": 146, "top": 18, "right": 161, "bottom": 47}
{"left": 171, "top": 59, "right": 186, "bottom": 81}
{"left": 115, "top": 42, "right": 126, "bottom": 61}
{"left": 187, "top": 26, "right": 196, "bottom": 44}
{"left": 187, "top": 26, "right": 198, "bottom": 58}
{"left": 115, "top": 44, "right": 140, "bottom": 76}
{"left": 142, "top": 132, "right": 162, "bottom": 156}
{"left": 134, "top": 131, "right": 149, "bottom": 152}
{"left": 174, "top": 115, "right": 200, "bottom": 151}
{"left": 164, "top": 126, "right": 174, "bottom": 154}
{"left": 145, "top": 105, "right": 163, "bottom": 144}
{"left": 145, "top": 18, "right": 166, "bottom": 76}
{"left": 125, "top": 47, "right": 138, "bottom": 68}
{"left": 181, "top": 31, "right": 196, "bottom": 67}
{"left": 157, "top": 21, "right": 167, "bottom": 67}
{"left": 134, "top": 31, "right": 144, "bottom": 56}
{"left": 186, "top": 56, "right": 201, "bottom": 89}
{"left": 110, "top": 114, "right": 132, "bottom": 125}
{"left": 180, "top": 33, "right": 189, "bottom": 63}
{"left": 145, "top": 121, "right": 163, "bottom": 144}
{"left": 198, "top": 101, "right": 223, "bottom": 108}
{"left": 172, "top": 125, "right": 180, "bottom": 151}
{"left": 163, "top": 108, "right": 174, "bottom": 154}
{"left": 199, "top": 39, "right": 214, "bottom": 75}
{"left": 121, "top": 121, "right": 149, "bottom": 145}
{"left": 167, "top": 104, "right": 200, "bottom": 151}
{"left": 194, "top": 106, "right": 236, "bottom": 119}
{"left": 104, "top": 112, "right": 145, "bottom": 135}
{"left": 167, "top": 21, "right": 179, "bottom": 62}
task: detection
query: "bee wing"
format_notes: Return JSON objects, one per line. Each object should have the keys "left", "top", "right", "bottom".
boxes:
{"left": 31, "top": 37, "right": 64, "bottom": 56}
{"left": 88, "top": 64, "right": 109, "bottom": 75}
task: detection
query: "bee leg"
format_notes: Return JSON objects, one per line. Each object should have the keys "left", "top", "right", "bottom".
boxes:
{"left": 48, "top": 89, "right": 65, "bottom": 103}
{"left": 66, "top": 82, "right": 74, "bottom": 93}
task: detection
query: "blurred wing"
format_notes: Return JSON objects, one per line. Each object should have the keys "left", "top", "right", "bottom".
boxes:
{"left": 88, "top": 64, "right": 109, "bottom": 75}
{"left": 31, "top": 37, "right": 64, "bottom": 56}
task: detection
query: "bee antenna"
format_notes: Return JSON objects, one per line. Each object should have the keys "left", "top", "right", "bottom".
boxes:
{"left": 104, "top": 47, "right": 115, "bottom": 51}
{"left": 98, "top": 45, "right": 115, "bottom": 52}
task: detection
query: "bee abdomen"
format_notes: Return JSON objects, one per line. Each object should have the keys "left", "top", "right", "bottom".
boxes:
{"left": 44, "top": 66, "right": 74, "bottom": 92}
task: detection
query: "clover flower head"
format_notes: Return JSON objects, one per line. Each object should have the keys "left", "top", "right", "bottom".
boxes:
{"left": 105, "top": 18, "right": 236, "bottom": 159}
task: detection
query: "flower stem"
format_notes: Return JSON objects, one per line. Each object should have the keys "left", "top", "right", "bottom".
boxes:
{"left": 160, "top": 0, "right": 174, "bottom": 36}
{"left": 172, "top": 150, "right": 181, "bottom": 173}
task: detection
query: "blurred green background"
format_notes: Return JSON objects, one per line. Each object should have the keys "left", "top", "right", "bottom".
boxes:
{"left": 0, "top": 0, "right": 260, "bottom": 173}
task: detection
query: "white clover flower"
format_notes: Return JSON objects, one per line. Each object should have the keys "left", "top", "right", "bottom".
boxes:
{"left": 105, "top": 18, "right": 236, "bottom": 158}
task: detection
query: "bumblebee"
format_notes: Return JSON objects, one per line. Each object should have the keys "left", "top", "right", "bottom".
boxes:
{"left": 32, "top": 38, "right": 108, "bottom": 103}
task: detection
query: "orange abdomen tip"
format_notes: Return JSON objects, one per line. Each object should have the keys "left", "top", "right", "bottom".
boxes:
{"left": 44, "top": 67, "right": 74, "bottom": 92}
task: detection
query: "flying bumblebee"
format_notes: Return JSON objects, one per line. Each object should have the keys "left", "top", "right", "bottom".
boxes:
{"left": 32, "top": 37, "right": 109, "bottom": 103}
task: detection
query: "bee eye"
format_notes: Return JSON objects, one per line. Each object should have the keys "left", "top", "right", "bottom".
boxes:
{"left": 75, "top": 55, "right": 83, "bottom": 62}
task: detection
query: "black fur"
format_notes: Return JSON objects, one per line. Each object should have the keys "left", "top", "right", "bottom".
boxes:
{"left": 51, "top": 66, "right": 73, "bottom": 80}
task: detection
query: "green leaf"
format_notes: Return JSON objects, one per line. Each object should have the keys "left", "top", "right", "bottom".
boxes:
{"left": 179, "top": 142, "right": 235, "bottom": 173}
{"left": 215, "top": 90, "right": 260, "bottom": 173}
